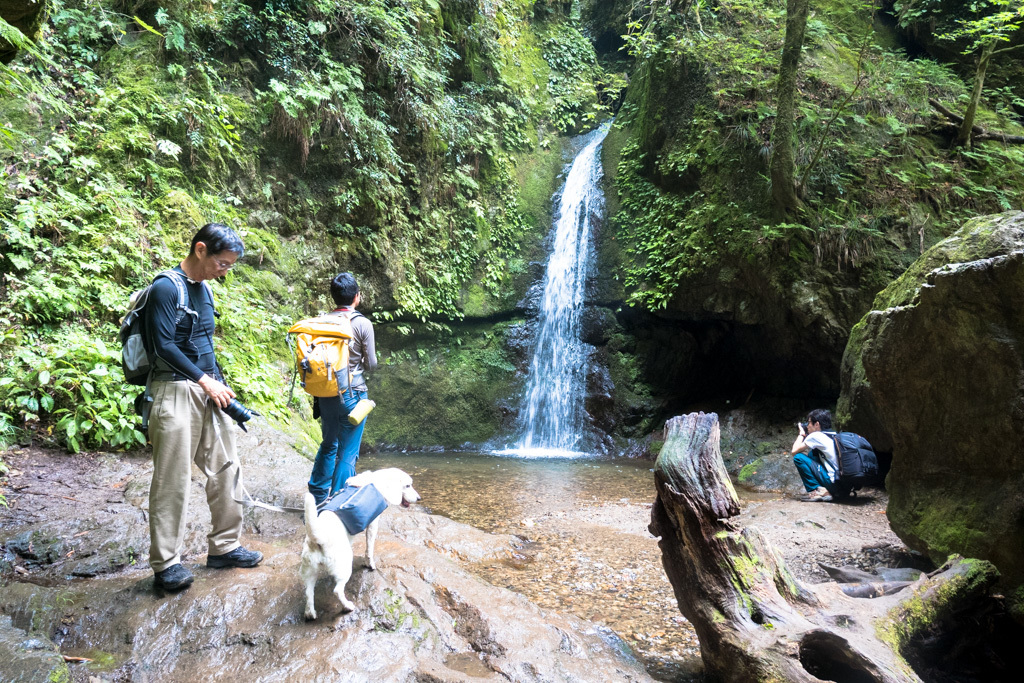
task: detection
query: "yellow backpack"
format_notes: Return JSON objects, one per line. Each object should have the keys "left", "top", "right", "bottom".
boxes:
{"left": 287, "top": 312, "right": 356, "bottom": 398}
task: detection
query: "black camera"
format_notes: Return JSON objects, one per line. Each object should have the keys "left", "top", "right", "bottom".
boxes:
{"left": 799, "top": 422, "right": 808, "bottom": 432}
{"left": 222, "top": 398, "right": 259, "bottom": 431}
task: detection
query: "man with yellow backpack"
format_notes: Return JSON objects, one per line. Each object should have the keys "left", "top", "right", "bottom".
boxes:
{"left": 292, "top": 272, "right": 377, "bottom": 505}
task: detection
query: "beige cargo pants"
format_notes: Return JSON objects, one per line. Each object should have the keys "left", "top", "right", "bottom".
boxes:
{"left": 148, "top": 380, "right": 243, "bottom": 572}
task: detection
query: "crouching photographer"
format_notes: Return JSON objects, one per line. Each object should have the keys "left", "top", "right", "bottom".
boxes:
{"left": 144, "top": 223, "right": 263, "bottom": 592}
{"left": 790, "top": 408, "right": 839, "bottom": 503}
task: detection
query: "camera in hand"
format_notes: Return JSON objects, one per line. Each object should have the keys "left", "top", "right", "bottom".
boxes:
{"left": 222, "top": 398, "right": 259, "bottom": 431}
{"left": 799, "top": 422, "right": 808, "bottom": 432}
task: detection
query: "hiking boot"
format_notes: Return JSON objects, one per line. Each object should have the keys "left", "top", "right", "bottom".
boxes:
{"left": 154, "top": 563, "right": 194, "bottom": 591}
{"left": 207, "top": 546, "right": 263, "bottom": 569}
{"left": 805, "top": 486, "right": 833, "bottom": 503}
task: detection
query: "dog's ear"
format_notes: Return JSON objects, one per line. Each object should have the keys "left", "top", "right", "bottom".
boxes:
{"left": 345, "top": 471, "right": 373, "bottom": 488}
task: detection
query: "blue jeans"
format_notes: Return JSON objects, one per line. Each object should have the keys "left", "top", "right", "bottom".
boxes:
{"left": 308, "top": 390, "right": 368, "bottom": 505}
{"left": 793, "top": 452, "right": 833, "bottom": 493}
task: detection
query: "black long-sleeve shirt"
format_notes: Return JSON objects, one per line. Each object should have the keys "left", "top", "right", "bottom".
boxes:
{"left": 144, "top": 267, "right": 217, "bottom": 382}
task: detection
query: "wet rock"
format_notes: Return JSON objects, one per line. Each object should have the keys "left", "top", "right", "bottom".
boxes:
{"left": 0, "top": 434, "right": 655, "bottom": 682}
{"left": 0, "top": 616, "right": 70, "bottom": 683}
{"left": 839, "top": 210, "right": 1024, "bottom": 583}
{"left": 876, "top": 567, "right": 925, "bottom": 582}
{"left": 585, "top": 357, "right": 617, "bottom": 433}
{"left": 382, "top": 510, "right": 522, "bottom": 564}
{"left": 5, "top": 530, "right": 66, "bottom": 565}
{"left": 734, "top": 452, "right": 802, "bottom": 494}
{"left": 368, "top": 320, "right": 526, "bottom": 449}
{"left": 580, "top": 306, "right": 618, "bottom": 346}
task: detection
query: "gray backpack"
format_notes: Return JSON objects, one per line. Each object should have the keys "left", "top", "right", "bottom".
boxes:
{"left": 119, "top": 270, "right": 207, "bottom": 386}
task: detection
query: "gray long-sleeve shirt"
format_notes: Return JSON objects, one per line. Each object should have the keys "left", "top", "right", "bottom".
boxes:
{"left": 333, "top": 308, "right": 376, "bottom": 392}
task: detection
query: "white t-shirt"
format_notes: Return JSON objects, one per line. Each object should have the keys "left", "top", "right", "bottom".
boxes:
{"left": 804, "top": 432, "right": 838, "bottom": 482}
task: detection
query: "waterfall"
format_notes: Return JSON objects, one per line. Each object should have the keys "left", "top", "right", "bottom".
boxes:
{"left": 509, "top": 123, "right": 610, "bottom": 457}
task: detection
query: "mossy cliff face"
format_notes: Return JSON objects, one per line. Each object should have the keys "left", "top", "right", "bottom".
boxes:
{"left": 580, "top": 0, "right": 1024, "bottom": 413}
{"left": 838, "top": 211, "right": 1024, "bottom": 584}
{"left": 365, "top": 320, "right": 525, "bottom": 449}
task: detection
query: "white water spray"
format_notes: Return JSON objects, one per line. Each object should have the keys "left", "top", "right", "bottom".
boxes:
{"left": 506, "top": 123, "right": 610, "bottom": 457}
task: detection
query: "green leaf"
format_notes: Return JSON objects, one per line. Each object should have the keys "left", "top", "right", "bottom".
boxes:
{"left": 40, "top": 395, "right": 54, "bottom": 412}
{"left": 38, "top": 370, "right": 50, "bottom": 386}
{"left": 133, "top": 16, "right": 164, "bottom": 38}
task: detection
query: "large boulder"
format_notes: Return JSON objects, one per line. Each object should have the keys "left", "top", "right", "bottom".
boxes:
{"left": 838, "top": 211, "right": 1024, "bottom": 583}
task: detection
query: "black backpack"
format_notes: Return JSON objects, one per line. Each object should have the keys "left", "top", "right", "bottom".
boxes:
{"left": 826, "top": 431, "right": 880, "bottom": 495}
{"left": 119, "top": 270, "right": 206, "bottom": 386}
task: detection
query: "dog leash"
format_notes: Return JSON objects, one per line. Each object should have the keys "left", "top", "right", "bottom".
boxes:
{"left": 239, "top": 483, "right": 305, "bottom": 515}
{"left": 195, "top": 423, "right": 306, "bottom": 515}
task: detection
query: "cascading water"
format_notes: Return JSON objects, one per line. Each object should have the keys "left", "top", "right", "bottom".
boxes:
{"left": 508, "top": 122, "right": 610, "bottom": 457}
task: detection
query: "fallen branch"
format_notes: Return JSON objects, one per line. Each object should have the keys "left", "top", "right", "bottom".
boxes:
{"left": 928, "top": 99, "right": 1024, "bottom": 144}
{"left": 12, "top": 489, "right": 86, "bottom": 503}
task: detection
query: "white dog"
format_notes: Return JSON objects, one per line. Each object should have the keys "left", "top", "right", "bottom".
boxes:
{"left": 300, "top": 468, "right": 420, "bottom": 619}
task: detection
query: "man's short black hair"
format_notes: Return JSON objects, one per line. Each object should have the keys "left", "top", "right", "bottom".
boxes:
{"left": 331, "top": 272, "right": 360, "bottom": 307}
{"left": 808, "top": 408, "right": 833, "bottom": 430}
{"left": 190, "top": 223, "right": 245, "bottom": 257}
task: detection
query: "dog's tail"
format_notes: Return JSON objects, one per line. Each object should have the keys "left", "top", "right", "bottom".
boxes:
{"left": 303, "top": 493, "right": 325, "bottom": 549}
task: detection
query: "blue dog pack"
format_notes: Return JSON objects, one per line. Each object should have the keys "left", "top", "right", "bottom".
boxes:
{"left": 319, "top": 484, "right": 389, "bottom": 534}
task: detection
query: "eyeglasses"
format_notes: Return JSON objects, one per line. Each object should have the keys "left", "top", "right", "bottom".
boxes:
{"left": 213, "top": 257, "right": 236, "bottom": 271}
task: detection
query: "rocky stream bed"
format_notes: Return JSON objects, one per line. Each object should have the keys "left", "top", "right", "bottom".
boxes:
{"left": 0, "top": 418, "right": 924, "bottom": 682}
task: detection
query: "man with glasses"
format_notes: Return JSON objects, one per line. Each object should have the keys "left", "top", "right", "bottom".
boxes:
{"left": 144, "top": 222, "right": 263, "bottom": 591}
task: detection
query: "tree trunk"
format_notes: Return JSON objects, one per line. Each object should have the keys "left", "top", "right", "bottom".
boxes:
{"left": 955, "top": 41, "right": 995, "bottom": 147}
{"left": 769, "top": 0, "right": 810, "bottom": 215}
{"left": 649, "top": 412, "right": 1001, "bottom": 683}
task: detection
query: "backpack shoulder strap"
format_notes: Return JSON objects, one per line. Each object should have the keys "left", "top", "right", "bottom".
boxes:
{"left": 154, "top": 270, "right": 199, "bottom": 324}
{"left": 823, "top": 431, "right": 842, "bottom": 453}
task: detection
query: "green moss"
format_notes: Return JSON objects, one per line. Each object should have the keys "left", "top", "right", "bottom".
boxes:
{"left": 366, "top": 321, "right": 523, "bottom": 447}
{"left": 738, "top": 458, "right": 763, "bottom": 483}
{"left": 83, "top": 650, "right": 118, "bottom": 670}
{"left": 892, "top": 495, "right": 990, "bottom": 566}
{"left": 877, "top": 557, "right": 999, "bottom": 652}
{"left": 1008, "top": 584, "right": 1024, "bottom": 624}
{"left": 514, "top": 140, "right": 565, "bottom": 255}
{"left": 150, "top": 190, "right": 207, "bottom": 249}
{"left": 47, "top": 663, "right": 71, "bottom": 683}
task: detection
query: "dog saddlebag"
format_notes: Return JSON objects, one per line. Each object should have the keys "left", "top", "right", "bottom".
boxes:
{"left": 320, "top": 484, "right": 388, "bottom": 534}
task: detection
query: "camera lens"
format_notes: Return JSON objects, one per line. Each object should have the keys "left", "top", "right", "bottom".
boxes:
{"left": 223, "top": 399, "right": 249, "bottom": 422}
{"left": 221, "top": 398, "right": 258, "bottom": 430}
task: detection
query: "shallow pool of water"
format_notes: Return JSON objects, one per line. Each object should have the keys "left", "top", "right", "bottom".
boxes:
{"left": 360, "top": 451, "right": 705, "bottom": 682}
{"left": 363, "top": 451, "right": 656, "bottom": 531}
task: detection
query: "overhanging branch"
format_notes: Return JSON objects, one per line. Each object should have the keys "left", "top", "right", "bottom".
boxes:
{"left": 928, "top": 99, "right": 1024, "bottom": 144}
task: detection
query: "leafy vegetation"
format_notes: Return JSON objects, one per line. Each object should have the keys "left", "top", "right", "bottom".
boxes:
{"left": 3, "top": 0, "right": 1023, "bottom": 456}
{"left": 898, "top": 0, "right": 1024, "bottom": 145}
{"left": 0, "top": 0, "right": 603, "bottom": 453}
{"left": 612, "top": 0, "right": 1024, "bottom": 310}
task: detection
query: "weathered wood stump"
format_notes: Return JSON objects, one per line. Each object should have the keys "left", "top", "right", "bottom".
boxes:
{"left": 650, "top": 412, "right": 999, "bottom": 683}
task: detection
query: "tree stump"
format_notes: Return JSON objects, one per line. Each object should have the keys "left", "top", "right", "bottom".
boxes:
{"left": 650, "top": 412, "right": 1000, "bottom": 683}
